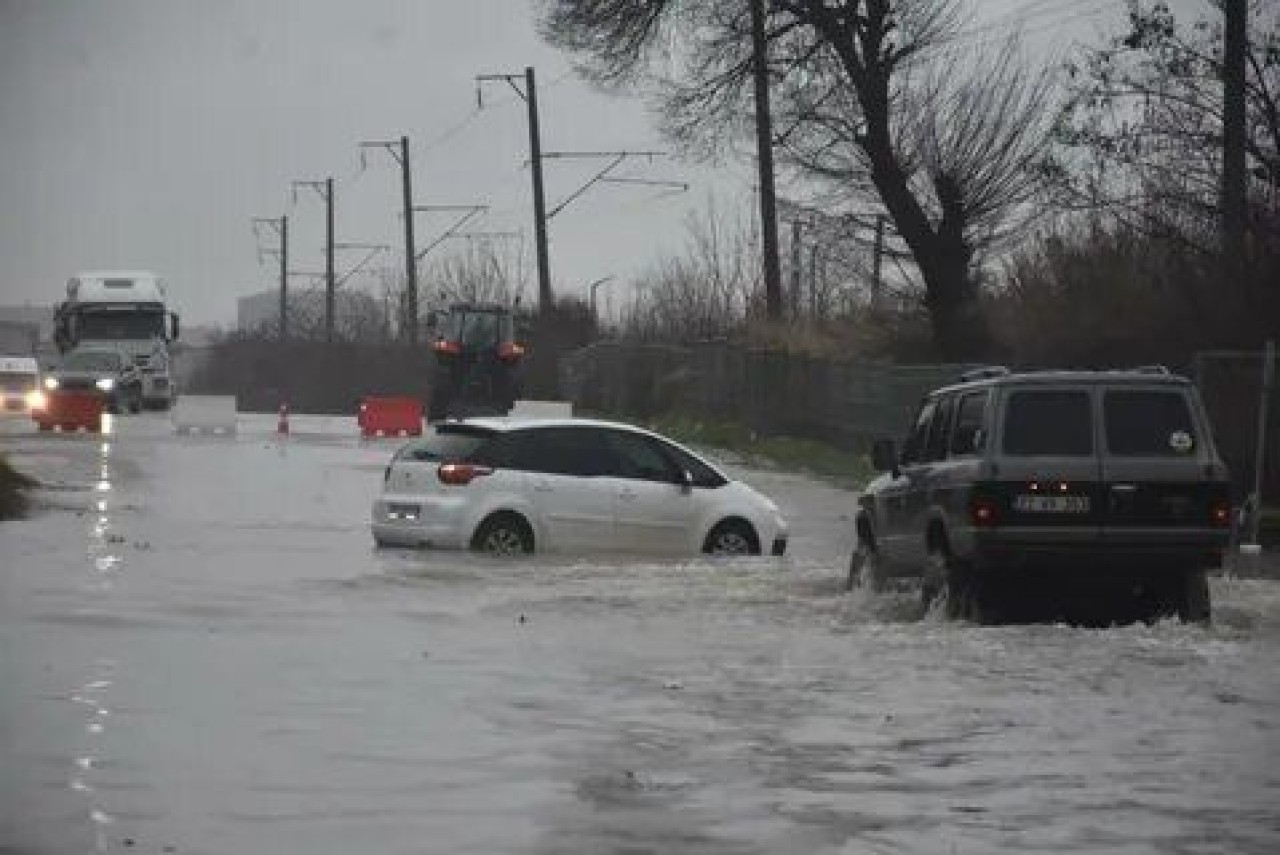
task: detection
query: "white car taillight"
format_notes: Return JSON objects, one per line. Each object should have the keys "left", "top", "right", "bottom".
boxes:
{"left": 437, "top": 463, "right": 493, "bottom": 486}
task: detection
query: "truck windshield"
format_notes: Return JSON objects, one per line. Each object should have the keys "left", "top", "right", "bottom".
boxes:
{"left": 77, "top": 311, "right": 165, "bottom": 340}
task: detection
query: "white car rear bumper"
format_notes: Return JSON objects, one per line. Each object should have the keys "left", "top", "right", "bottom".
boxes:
{"left": 371, "top": 494, "right": 470, "bottom": 549}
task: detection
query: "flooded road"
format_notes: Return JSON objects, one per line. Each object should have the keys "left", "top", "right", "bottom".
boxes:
{"left": 2, "top": 414, "right": 1278, "bottom": 854}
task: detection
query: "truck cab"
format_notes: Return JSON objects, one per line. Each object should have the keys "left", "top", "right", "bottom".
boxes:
{"left": 55, "top": 271, "right": 180, "bottom": 410}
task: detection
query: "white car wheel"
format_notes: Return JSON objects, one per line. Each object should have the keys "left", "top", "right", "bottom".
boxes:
{"left": 704, "top": 521, "right": 758, "bottom": 556}
{"left": 472, "top": 514, "right": 534, "bottom": 556}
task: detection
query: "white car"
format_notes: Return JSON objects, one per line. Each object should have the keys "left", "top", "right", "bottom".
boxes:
{"left": 371, "top": 417, "right": 789, "bottom": 557}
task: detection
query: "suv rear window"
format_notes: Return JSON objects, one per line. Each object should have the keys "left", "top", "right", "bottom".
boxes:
{"left": 1002, "top": 390, "right": 1093, "bottom": 456}
{"left": 1104, "top": 390, "right": 1196, "bottom": 456}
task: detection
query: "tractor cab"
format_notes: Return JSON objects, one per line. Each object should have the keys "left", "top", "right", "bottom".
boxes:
{"left": 427, "top": 303, "right": 525, "bottom": 420}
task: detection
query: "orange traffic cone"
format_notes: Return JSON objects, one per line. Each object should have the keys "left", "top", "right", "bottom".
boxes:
{"left": 277, "top": 402, "right": 290, "bottom": 436}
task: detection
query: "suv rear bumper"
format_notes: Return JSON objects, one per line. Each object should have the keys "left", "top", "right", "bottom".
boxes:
{"left": 970, "top": 528, "right": 1229, "bottom": 571}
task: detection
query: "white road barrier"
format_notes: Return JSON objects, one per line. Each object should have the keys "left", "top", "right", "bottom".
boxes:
{"left": 171, "top": 395, "right": 238, "bottom": 435}
{"left": 509, "top": 400, "right": 573, "bottom": 419}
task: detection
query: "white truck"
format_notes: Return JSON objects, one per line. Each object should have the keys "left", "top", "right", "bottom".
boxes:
{"left": 54, "top": 271, "right": 181, "bottom": 410}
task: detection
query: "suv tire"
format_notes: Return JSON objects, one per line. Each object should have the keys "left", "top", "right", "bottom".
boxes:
{"left": 929, "top": 546, "right": 986, "bottom": 622}
{"left": 1176, "top": 568, "right": 1211, "bottom": 625}
{"left": 846, "top": 535, "right": 882, "bottom": 592}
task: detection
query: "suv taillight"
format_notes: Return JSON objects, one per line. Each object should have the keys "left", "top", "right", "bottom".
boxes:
{"left": 438, "top": 462, "right": 493, "bottom": 486}
{"left": 971, "top": 497, "right": 998, "bottom": 528}
{"left": 433, "top": 339, "right": 462, "bottom": 356}
{"left": 497, "top": 341, "right": 525, "bottom": 362}
{"left": 1210, "top": 499, "right": 1232, "bottom": 528}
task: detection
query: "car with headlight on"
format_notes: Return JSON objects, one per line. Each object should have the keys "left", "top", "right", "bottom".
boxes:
{"left": 42, "top": 347, "right": 144, "bottom": 414}
{"left": 372, "top": 417, "right": 789, "bottom": 557}
{"left": 0, "top": 356, "right": 43, "bottom": 416}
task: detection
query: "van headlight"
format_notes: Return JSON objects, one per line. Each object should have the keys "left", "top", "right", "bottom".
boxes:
{"left": 26, "top": 390, "right": 46, "bottom": 410}
{"left": 44, "top": 376, "right": 59, "bottom": 390}
{"left": 95, "top": 378, "right": 116, "bottom": 392}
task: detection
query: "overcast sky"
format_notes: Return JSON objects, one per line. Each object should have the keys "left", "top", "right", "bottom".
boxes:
{"left": 0, "top": 0, "right": 1138, "bottom": 327}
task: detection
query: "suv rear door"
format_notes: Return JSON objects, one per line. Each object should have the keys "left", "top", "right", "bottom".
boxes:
{"left": 991, "top": 385, "right": 1104, "bottom": 546}
{"left": 1097, "top": 384, "right": 1229, "bottom": 549}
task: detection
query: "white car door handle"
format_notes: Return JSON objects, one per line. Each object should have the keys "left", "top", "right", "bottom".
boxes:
{"left": 533, "top": 482, "right": 553, "bottom": 493}
{"left": 619, "top": 489, "right": 638, "bottom": 501}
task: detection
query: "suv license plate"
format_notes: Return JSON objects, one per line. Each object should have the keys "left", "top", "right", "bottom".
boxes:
{"left": 388, "top": 503, "right": 421, "bottom": 521}
{"left": 1013, "top": 495, "right": 1091, "bottom": 513}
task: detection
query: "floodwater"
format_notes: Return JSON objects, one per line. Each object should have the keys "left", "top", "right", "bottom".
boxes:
{"left": 2, "top": 414, "right": 1278, "bottom": 854}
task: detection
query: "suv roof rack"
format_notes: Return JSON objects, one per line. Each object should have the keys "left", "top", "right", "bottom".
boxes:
{"left": 1130, "top": 364, "right": 1171, "bottom": 375}
{"left": 959, "top": 366, "right": 1011, "bottom": 383}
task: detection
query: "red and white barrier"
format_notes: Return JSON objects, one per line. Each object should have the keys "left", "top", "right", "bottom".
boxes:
{"left": 358, "top": 396, "right": 424, "bottom": 438}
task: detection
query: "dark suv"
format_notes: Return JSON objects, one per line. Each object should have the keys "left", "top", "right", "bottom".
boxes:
{"left": 850, "top": 367, "right": 1232, "bottom": 624}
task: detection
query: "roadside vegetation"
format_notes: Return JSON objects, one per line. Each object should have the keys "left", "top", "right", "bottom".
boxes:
{"left": 646, "top": 414, "right": 874, "bottom": 488}
{"left": 0, "top": 453, "right": 35, "bottom": 520}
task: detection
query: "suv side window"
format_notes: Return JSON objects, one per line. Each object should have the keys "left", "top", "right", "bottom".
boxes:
{"left": 900, "top": 399, "right": 938, "bottom": 465}
{"left": 1002, "top": 389, "right": 1093, "bottom": 456}
{"left": 923, "top": 394, "right": 956, "bottom": 462}
{"left": 950, "top": 391, "right": 989, "bottom": 457}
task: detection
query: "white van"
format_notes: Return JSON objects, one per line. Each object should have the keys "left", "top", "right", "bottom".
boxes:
{"left": 0, "top": 356, "right": 43, "bottom": 416}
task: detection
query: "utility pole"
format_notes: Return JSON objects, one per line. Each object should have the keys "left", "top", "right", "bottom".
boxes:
{"left": 809, "top": 242, "right": 820, "bottom": 321}
{"left": 477, "top": 68, "right": 553, "bottom": 314}
{"left": 1222, "top": 0, "right": 1248, "bottom": 260}
{"left": 872, "top": 214, "right": 886, "bottom": 310}
{"left": 750, "top": 0, "right": 783, "bottom": 320}
{"left": 526, "top": 67, "right": 551, "bottom": 315}
{"left": 252, "top": 216, "right": 289, "bottom": 341}
{"left": 292, "top": 178, "right": 336, "bottom": 342}
{"left": 279, "top": 216, "right": 288, "bottom": 342}
{"left": 400, "top": 137, "right": 417, "bottom": 343}
{"left": 790, "top": 219, "right": 803, "bottom": 320}
{"left": 360, "top": 137, "right": 419, "bottom": 343}
{"left": 326, "top": 178, "right": 334, "bottom": 343}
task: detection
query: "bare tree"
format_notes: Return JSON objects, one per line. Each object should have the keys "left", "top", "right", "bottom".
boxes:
{"left": 541, "top": 0, "right": 1053, "bottom": 359}
{"left": 422, "top": 240, "right": 529, "bottom": 310}
{"left": 1049, "top": 0, "right": 1280, "bottom": 256}
{"left": 625, "top": 197, "right": 760, "bottom": 339}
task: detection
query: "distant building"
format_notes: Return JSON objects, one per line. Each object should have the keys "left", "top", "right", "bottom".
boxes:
{"left": 236, "top": 287, "right": 389, "bottom": 340}
{"left": 0, "top": 306, "right": 56, "bottom": 359}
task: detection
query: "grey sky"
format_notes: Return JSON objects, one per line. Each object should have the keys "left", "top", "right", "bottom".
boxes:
{"left": 0, "top": 0, "right": 1136, "bottom": 327}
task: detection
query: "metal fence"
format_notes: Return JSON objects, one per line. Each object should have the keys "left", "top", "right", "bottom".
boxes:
{"left": 1195, "top": 348, "right": 1278, "bottom": 503}
{"left": 560, "top": 340, "right": 974, "bottom": 449}
{"left": 563, "top": 341, "right": 1278, "bottom": 501}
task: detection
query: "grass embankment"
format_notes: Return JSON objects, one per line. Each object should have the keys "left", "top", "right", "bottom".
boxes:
{"left": 645, "top": 414, "right": 873, "bottom": 488}
{"left": 0, "top": 453, "right": 36, "bottom": 520}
